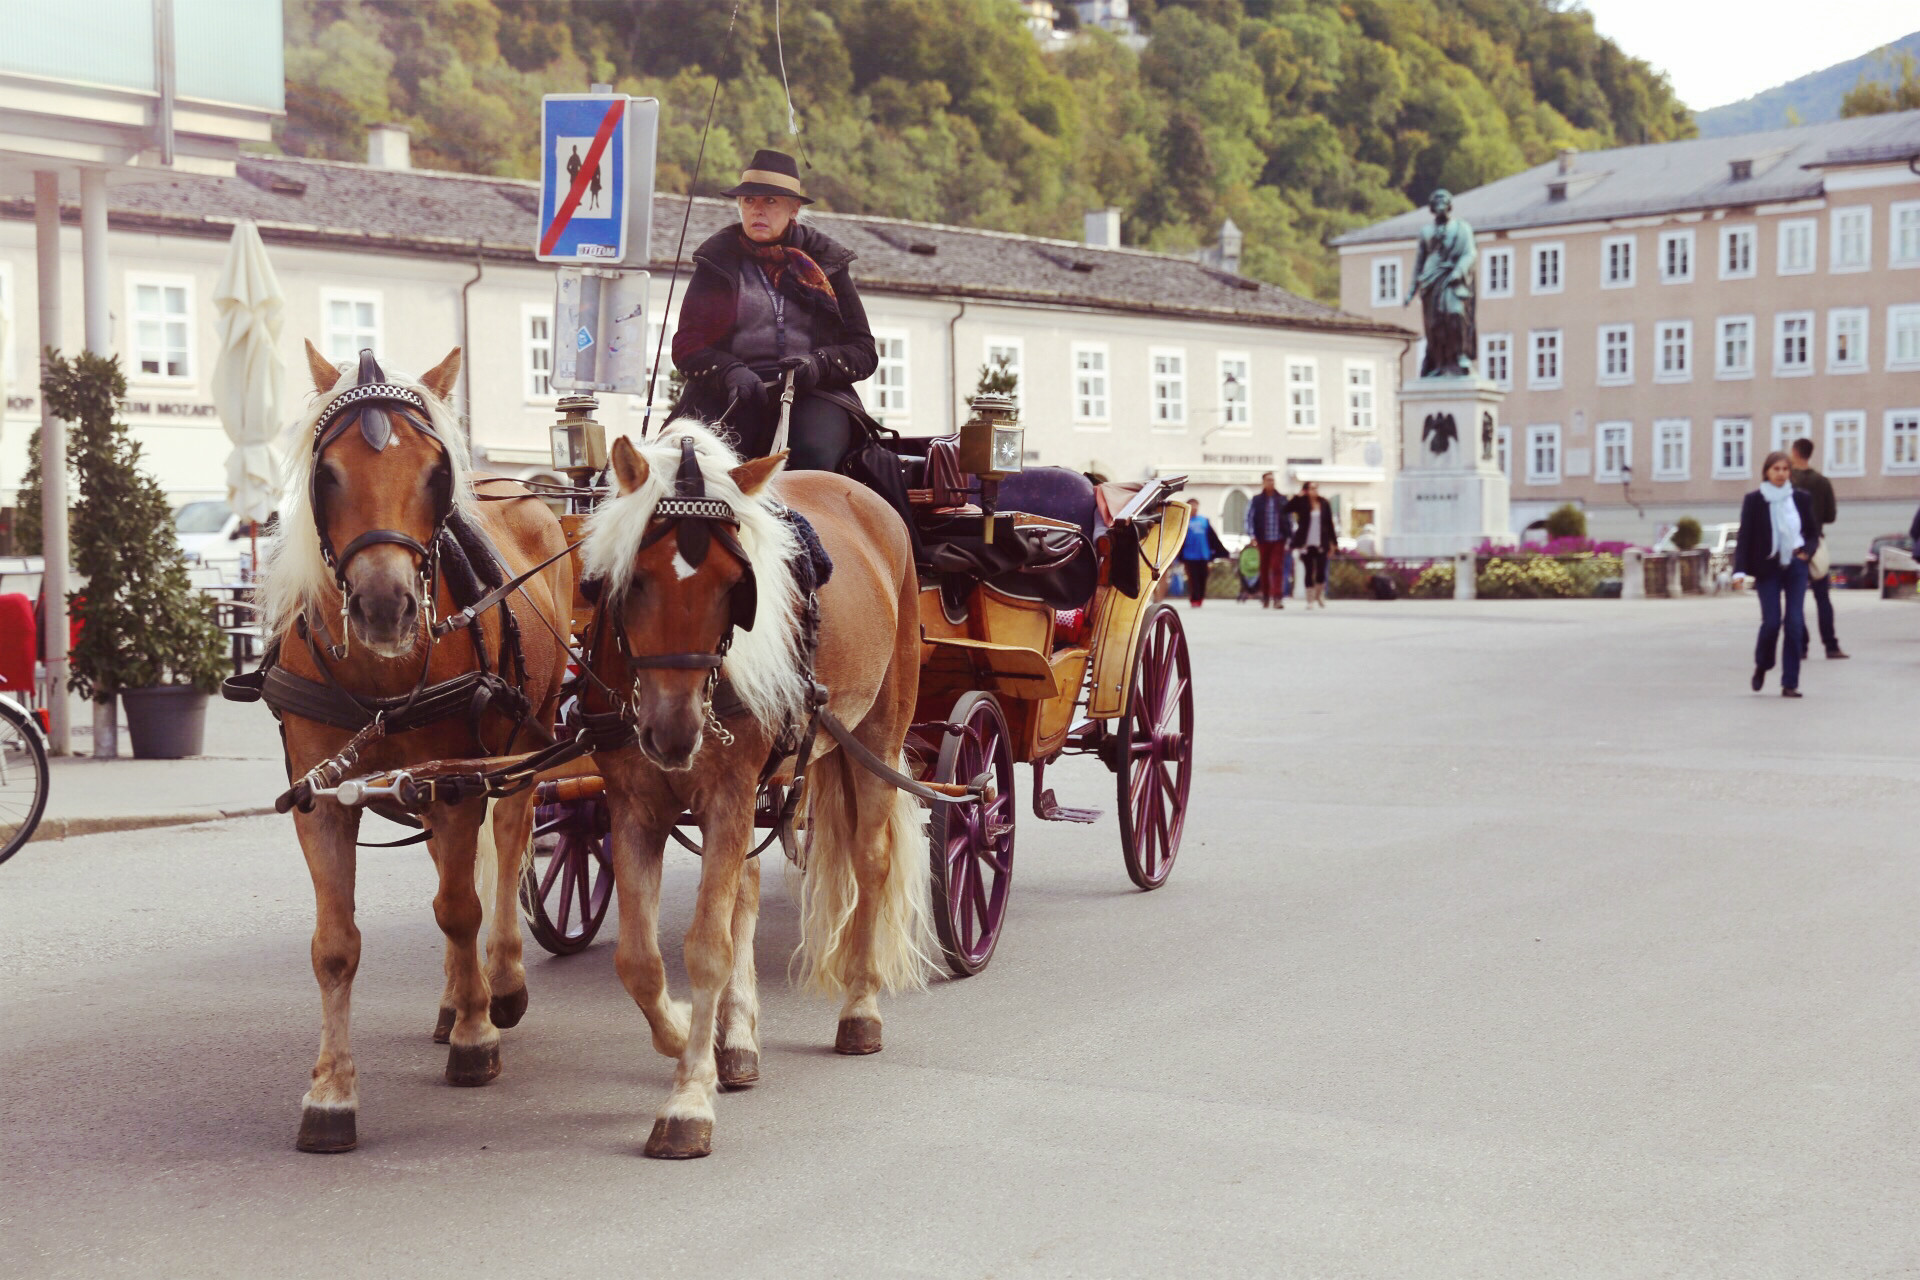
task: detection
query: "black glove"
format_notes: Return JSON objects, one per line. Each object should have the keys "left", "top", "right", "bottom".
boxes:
{"left": 723, "top": 363, "right": 767, "bottom": 411}
{"left": 779, "top": 352, "right": 825, "bottom": 393}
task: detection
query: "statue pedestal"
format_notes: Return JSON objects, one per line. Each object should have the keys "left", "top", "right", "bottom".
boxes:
{"left": 1383, "top": 376, "right": 1511, "bottom": 558}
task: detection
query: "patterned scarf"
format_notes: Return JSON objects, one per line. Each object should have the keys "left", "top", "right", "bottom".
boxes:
{"left": 737, "top": 230, "right": 840, "bottom": 322}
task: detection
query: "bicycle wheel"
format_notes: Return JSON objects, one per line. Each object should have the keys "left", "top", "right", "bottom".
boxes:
{"left": 0, "top": 701, "right": 50, "bottom": 865}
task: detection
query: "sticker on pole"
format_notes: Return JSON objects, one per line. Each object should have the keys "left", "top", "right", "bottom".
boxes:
{"left": 536, "top": 94, "right": 658, "bottom": 266}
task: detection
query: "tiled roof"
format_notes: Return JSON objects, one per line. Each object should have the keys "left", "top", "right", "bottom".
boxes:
{"left": 1333, "top": 109, "right": 1920, "bottom": 247}
{"left": 4, "top": 154, "right": 1402, "bottom": 338}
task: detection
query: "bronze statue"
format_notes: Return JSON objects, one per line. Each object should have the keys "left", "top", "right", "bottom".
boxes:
{"left": 1403, "top": 189, "right": 1477, "bottom": 378}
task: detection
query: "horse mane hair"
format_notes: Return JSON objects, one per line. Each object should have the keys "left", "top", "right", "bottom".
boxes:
{"left": 256, "top": 364, "right": 478, "bottom": 638}
{"left": 581, "top": 422, "right": 807, "bottom": 734}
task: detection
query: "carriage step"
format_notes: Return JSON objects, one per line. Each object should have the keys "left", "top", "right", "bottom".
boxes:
{"left": 1033, "top": 789, "right": 1100, "bottom": 824}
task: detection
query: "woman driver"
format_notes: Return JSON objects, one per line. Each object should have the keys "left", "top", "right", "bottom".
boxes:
{"left": 670, "top": 149, "right": 878, "bottom": 472}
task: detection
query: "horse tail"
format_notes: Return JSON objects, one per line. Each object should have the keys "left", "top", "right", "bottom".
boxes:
{"left": 474, "top": 797, "right": 500, "bottom": 926}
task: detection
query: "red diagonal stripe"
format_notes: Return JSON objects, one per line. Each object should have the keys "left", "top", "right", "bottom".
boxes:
{"left": 540, "top": 98, "right": 627, "bottom": 257}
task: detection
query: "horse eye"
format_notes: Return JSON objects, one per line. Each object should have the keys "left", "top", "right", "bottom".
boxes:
{"left": 316, "top": 463, "right": 342, "bottom": 489}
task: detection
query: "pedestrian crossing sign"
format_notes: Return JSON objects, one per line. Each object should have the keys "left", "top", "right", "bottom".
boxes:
{"left": 536, "top": 93, "right": 658, "bottom": 266}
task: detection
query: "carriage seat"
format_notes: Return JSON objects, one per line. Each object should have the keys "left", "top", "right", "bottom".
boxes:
{"left": 996, "top": 467, "right": 1097, "bottom": 539}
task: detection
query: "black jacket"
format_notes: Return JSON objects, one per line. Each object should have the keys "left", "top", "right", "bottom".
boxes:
{"left": 1791, "top": 465, "right": 1838, "bottom": 527}
{"left": 1733, "top": 487, "right": 1820, "bottom": 579}
{"left": 1285, "top": 495, "right": 1337, "bottom": 552}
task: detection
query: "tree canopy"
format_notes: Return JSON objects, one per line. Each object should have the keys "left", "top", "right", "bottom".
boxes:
{"left": 280, "top": 0, "right": 1693, "bottom": 300}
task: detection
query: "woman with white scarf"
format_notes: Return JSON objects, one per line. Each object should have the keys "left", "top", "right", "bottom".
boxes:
{"left": 1732, "top": 450, "right": 1820, "bottom": 697}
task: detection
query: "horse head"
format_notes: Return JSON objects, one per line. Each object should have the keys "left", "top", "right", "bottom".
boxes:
{"left": 304, "top": 341, "right": 462, "bottom": 658}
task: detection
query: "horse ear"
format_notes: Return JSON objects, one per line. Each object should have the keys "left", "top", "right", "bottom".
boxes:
{"left": 610, "top": 435, "right": 650, "bottom": 495}
{"left": 729, "top": 451, "right": 787, "bottom": 497}
{"left": 419, "top": 348, "right": 462, "bottom": 401}
{"left": 305, "top": 340, "right": 341, "bottom": 395}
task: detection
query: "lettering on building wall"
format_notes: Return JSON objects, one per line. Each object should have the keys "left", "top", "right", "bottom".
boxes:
{"left": 115, "top": 400, "right": 220, "bottom": 419}
{"left": 6, "top": 396, "right": 34, "bottom": 413}
{"left": 1202, "top": 452, "right": 1274, "bottom": 465}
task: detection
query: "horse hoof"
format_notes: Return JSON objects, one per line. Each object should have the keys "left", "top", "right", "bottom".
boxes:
{"left": 432, "top": 1006, "right": 456, "bottom": 1044}
{"left": 716, "top": 1048, "right": 760, "bottom": 1091}
{"left": 834, "top": 1017, "right": 883, "bottom": 1056}
{"left": 489, "top": 986, "right": 528, "bottom": 1030}
{"left": 296, "top": 1105, "right": 357, "bottom": 1153}
{"left": 644, "top": 1115, "right": 713, "bottom": 1159}
{"left": 446, "top": 1040, "right": 502, "bottom": 1087}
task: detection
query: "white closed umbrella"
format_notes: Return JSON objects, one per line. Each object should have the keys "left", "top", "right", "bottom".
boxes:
{"left": 211, "top": 220, "right": 285, "bottom": 576}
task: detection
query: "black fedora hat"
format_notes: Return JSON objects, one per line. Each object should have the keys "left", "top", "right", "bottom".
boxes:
{"left": 721, "top": 149, "right": 813, "bottom": 203}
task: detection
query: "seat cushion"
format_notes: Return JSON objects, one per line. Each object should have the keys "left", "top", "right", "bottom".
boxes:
{"left": 997, "top": 467, "right": 1097, "bottom": 538}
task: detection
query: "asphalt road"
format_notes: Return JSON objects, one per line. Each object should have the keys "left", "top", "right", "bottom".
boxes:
{"left": 4, "top": 595, "right": 1918, "bottom": 1279}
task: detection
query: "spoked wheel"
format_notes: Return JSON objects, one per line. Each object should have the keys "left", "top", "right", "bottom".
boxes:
{"left": 1116, "top": 603, "right": 1193, "bottom": 890}
{"left": 520, "top": 797, "right": 614, "bottom": 955}
{"left": 0, "top": 700, "right": 48, "bottom": 866}
{"left": 928, "top": 692, "right": 1017, "bottom": 977}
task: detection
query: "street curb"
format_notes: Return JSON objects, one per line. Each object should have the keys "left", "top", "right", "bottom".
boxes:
{"left": 30, "top": 806, "right": 279, "bottom": 844}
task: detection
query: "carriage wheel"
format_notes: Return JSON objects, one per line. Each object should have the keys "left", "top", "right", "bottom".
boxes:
{"left": 928, "top": 692, "right": 1017, "bottom": 978}
{"left": 1116, "top": 603, "right": 1193, "bottom": 891}
{"left": 520, "top": 799, "right": 614, "bottom": 956}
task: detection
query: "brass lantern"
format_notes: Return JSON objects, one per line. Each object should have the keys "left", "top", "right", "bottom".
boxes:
{"left": 550, "top": 394, "right": 608, "bottom": 479}
{"left": 958, "top": 392, "right": 1024, "bottom": 479}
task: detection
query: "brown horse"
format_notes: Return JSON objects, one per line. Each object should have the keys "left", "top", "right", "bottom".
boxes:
{"left": 257, "top": 344, "right": 574, "bottom": 1152}
{"left": 581, "top": 424, "right": 931, "bottom": 1159}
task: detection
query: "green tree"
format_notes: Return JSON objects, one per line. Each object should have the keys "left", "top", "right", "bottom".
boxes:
{"left": 1841, "top": 52, "right": 1920, "bottom": 118}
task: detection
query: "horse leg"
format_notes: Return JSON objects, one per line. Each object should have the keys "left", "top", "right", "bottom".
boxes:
{"left": 715, "top": 855, "right": 761, "bottom": 1090}
{"left": 644, "top": 797, "right": 752, "bottom": 1159}
{"left": 832, "top": 759, "right": 930, "bottom": 1055}
{"left": 428, "top": 799, "right": 501, "bottom": 1086}
{"left": 606, "top": 772, "right": 690, "bottom": 1059}
{"left": 294, "top": 800, "right": 363, "bottom": 1152}
{"left": 429, "top": 837, "right": 457, "bottom": 1044}
{"left": 483, "top": 791, "right": 534, "bottom": 1029}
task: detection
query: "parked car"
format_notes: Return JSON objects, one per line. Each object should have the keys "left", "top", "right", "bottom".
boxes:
{"left": 1859, "top": 534, "right": 1914, "bottom": 590}
{"left": 1654, "top": 522, "right": 1737, "bottom": 555}
{"left": 175, "top": 501, "right": 275, "bottom": 577}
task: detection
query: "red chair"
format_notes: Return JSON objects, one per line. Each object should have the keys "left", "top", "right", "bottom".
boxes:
{"left": 0, "top": 593, "right": 38, "bottom": 702}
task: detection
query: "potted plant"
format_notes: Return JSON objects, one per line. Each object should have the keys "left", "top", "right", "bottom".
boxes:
{"left": 42, "top": 351, "right": 227, "bottom": 758}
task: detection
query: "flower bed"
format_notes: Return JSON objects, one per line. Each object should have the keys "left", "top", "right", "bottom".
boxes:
{"left": 1329, "top": 550, "right": 1626, "bottom": 600}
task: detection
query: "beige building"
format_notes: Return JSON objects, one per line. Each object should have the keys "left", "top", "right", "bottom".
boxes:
{"left": 1335, "top": 110, "right": 1920, "bottom": 556}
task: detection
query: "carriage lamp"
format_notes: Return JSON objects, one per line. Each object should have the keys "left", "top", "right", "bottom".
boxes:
{"left": 959, "top": 393, "right": 1024, "bottom": 541}
{"left": 550, "top": 394, "right": 608, "bottom": 480}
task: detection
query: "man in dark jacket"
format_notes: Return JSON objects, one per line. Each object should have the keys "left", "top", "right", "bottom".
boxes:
{"left": 1790, "top": 437, "right": 1847, "bottom": 660}
{"left": 1243, "top": 471, "right": 1292, "bottom": 608}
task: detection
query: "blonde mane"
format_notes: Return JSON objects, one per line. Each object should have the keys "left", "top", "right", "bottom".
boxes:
{"left": 582, "top": 423, "right": 807, "bottom": 732}
{"left": 256, "top": 364, "right": 478, "bottom": 637}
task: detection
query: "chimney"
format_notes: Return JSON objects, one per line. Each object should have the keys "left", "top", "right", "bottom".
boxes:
{"left": 367, "top": 123, "right": 411, "bottom": 170}
{"left": 1556, "top": 147, "right": 1578, "bottom": 176}
{"left": 1084, "top": 207, "right": 1121, "bottom": 248}
{"left": 1216, "top": 216, "right": 1243, "bottom": 274}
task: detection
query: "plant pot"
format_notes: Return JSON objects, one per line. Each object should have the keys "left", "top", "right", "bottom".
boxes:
{"left": 121, "top": 684, "right": 209, "bottom": 759}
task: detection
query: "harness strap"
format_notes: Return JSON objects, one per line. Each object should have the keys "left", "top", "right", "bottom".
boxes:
{"left": 818, "top": 711, "right": 984, "bottom": 807}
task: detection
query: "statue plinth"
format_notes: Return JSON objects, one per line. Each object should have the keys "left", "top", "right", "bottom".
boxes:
{"left": 1383, "top": 375, "right": 1512, "bottom": 558}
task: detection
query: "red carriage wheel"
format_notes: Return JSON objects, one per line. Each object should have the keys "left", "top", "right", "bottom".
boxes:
{"left": 928, "top": 692, "right": 1017, "bottom": 977}
{"left": 520, "top": 798, "right": 614, "bottom": 956}
{"left": 1115, "top": 603, "right": 1193, "bottom": 890}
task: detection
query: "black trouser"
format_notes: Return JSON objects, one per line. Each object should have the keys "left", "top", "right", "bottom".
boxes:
{"left": 1299, "top": 546, "right": 1328, "bottom": 589}
{"left": 1182, "top": 558, "right": 1210, "bottom": 604}
{"left": 1800, "top": 573, "right": 1839, "bottom": 656}
{"left": 725, "top": 391, "right": 855, "bottom": 473}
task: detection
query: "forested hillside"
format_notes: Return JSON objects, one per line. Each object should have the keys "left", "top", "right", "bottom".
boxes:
{"left": 1696, "top": 34, "right": 1920, "bottom": 136}
{"left": 280, "top": 0, "right": 1693, "bottom": 300}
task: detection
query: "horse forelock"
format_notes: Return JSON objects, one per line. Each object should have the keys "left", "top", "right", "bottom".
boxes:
{"left": 257, "top": 364, "right": 476, "bottom": 638}
{"left": 582, "top": 422, "right": 807, "bottom": 732}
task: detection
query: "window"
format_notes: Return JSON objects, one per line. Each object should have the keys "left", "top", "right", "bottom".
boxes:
{"left": 1150, "top": 348, "right": 1186, "bottom": 427}
{"left": 1778, "top": 219, "right": 1816, "bottom": 275}
{"left": 1832, "top": 207, "right": 1870, "bottom": 271}
{"left": 1771, "top": 413, "right": 1811, "bottom": 456}
{"left": 1071, "top": 343, "right": 1109, "bottom": 424}
{"left": 522, "top": 305, "right": 554, "bottom": 400}
{"left": 1602, "top": 236, "right": 1635, "bottom": 287}
{"left": 1825, "top": 410, "right": 1865, "bottom": 477}
{"left": 1886, "top": 409, "right": 1920, "bottom": 474}
{"left": 1654, "top": 420, "right": 1690, "bottom": 481}
{"left": 1890, "top": 306, "right": 1920, "bottom": 371}
{"left": 1596, "top": 422, "right": 1631, "bottom": 481}
{"left": 1482, "top": 247, "right": 1514, "bottom": 298}
{"left": 1715, "top": 315, "right": 1754, "bottom": 379}
{"left": 1712, "top": 419, "right": 1751, "bottom": 480}
{"left": 1774, "top": 312, "right": 1812, "bottom": 376}
{"left": 1659, "top": 229, "right": 1694, "bottom": 283}
{"left": 1655, "top": 320, "right": 1692, "bottom": 383}
{"left": 1528, "top": 329, "right": 1562, "bottom": 389}
{"left": 322, "top": 290, "right": 381, "bottom": 364}
{"left": 1222, "top": 489, "right": 1250, "bottom": 536}
{"left": 1482, "top": 333, "right": 1512, "bottom": 388}
{"left": 1829, "top": 308, "right": 1868, "bottom": 372}
{"left": 1525, "top": 424, "right": 1561, "bottom": 484}
{"left": 1286, "top": 358, "right": 1318, "bottom": 431}
{"left": 1530, "top": 243, "right": 1564, "bottom": 294}
{"left": 1218, "top": 353, "right": 1251, "bottom": 428}
{"left": 1496, "top": 425, "right": 1512, "bottom": 476}
{"left": 1371, "top": 257, "right": 1402, "bottom": 306}
{"left": 1892, "top": 201, "right": 1920, "bottom": 268}
{"left": 869, "top": 330, "right": 909, "bottom": 417}
{"left": 1598, "top": 324, "right": 1633, "bottom": 385}
{"left": 984, "top": 337, "right": 1023, "bottom": 413}
{"left": 128, "top": 275, "right": 192, "bottom": 380}
{"left": 1344, "top": 361, "right": 1375, "bottom": 432}
{"left": 1719, "top": 225, "right": 1755, "bottom": 279}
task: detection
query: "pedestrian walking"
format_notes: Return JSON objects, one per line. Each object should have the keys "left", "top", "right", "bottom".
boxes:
{"left": 1244, "top": 471, "right": 1293, "bottom": 609}
{"left": 1287, "top": 481, "right": 1337, "bottom": 609}
{"left": 1734, "top": 450, "right": 1820, "bottom": 698}
{"left": 1790, "top": 437, "right": 1848, "bottom": 660}
{"left": 1179, "top": 497, "right": 1230, "bottom": 608}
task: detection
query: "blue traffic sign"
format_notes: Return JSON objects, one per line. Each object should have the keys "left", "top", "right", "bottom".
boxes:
{"left": 536, "top": 93, "right": 657, "bottom": 266}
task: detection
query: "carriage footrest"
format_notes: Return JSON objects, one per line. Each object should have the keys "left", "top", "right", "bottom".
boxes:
{"left": 1033, "top": 789, "right": 1100, "bottom": 824}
